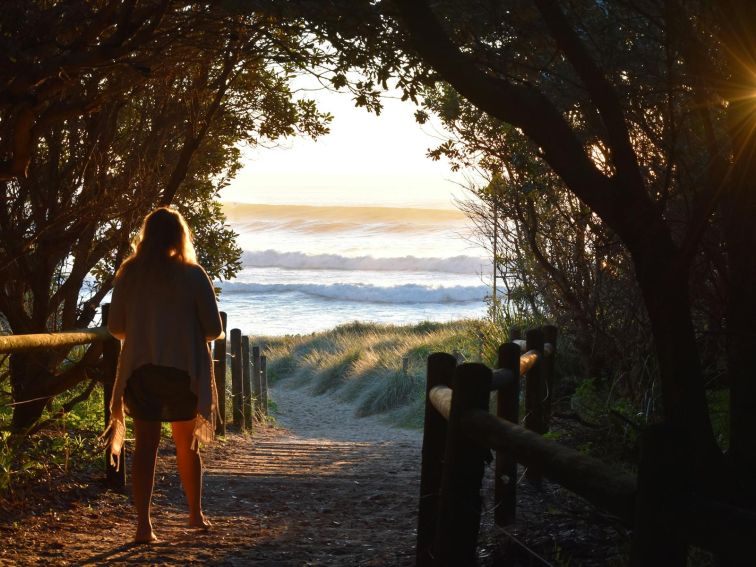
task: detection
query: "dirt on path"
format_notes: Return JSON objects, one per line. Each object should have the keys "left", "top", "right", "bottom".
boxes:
{"left": 0, "top": 378, "right": 629, "bottom": 566}
{"left": 0, "top": 379, "right": 422, "bottom": 566}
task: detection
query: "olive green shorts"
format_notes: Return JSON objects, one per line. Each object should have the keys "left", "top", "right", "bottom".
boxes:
{"left": 124, "top": 364, "right": 197, "bottom": 422}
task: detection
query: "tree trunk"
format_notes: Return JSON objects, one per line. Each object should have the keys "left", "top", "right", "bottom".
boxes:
{"left": 10, "top": 346, "right": 100, "bottom": 430}
{"left": 633, "top": 249, "right": 722, "bottom": 480}
{"left": 724, "top": 99, "right": 756, "bottom": 485}
{"left": 10, "top": 352, "right": 54, "bottom": 430}
{"left": 392, "top": 1, "right": 720, "bottom": 461}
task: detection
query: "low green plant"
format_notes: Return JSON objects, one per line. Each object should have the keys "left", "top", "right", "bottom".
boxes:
{"left": 0, "top": 431, "right": 15, "bottom": 493}
{"left": 552, "top": 542, "right": 572, "bottom": 567}
{"left": 542, "top": 430, "right": 563, "bottom": 441}
{"left": 266, "top": 396, "right": 278, "bottom": 414}
{"left": 707, "top": 388, "right": 729, "bottom": 451}
{"left": 0, "top": 380, "right": 104, "bottom": 497}
{"left": 571, "top": 379, "right": 604, "bottom": 424}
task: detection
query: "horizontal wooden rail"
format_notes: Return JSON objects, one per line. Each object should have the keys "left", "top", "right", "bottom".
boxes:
{"left": 489, "top": 368, "right": 513, "bottom": 390}
{"left": 428, "top": 384, "right": 453, "bottom": 419}
{"left": 418, "top": 329, "right": 564, "bottom": 566}
{"left": 0, "top": 327, "right": 111, "bottom": 354}
{"left": 489, "top": 349, "right": 542, "bottom": 391}
{"left": 421, "top": 330, "right": 755, "bottom": 564}
{"left": 464, "top": 407, "right": 636, "bottom": 524}
{"left": 513, "top": 340, "right": 554, "bottom": 357}
{"left": 0, "top": 328, "right": 226, "bottom": 355}
{"left": 1, "top": 307, "right": 229, "bottom": 493}
{"left": 428, "top": 384, "right": 636, "bottom": 524}
{"left": 519, "top": 349, "right": 539, "bottom": 375}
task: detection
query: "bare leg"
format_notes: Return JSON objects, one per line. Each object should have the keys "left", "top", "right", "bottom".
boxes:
{"left": 132, "top": 418, "right": 161, "bottom": 543}
{"left": 171, "top": 419, "right": 210, "bottom": 529}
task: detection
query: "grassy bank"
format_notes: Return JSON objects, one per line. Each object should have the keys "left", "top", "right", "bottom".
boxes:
{"left": 254, "top": 319, "right": 483, "bottom": 429}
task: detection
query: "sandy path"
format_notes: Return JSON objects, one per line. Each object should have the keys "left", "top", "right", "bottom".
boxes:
{"left": 273, "top": 379, "right": 421, "bottom": 444}
{"left": 0, "top": 378, "right": 628, "bottom": 566}
{"left": 0, "top": 379, "right": 423, "bottom": 566}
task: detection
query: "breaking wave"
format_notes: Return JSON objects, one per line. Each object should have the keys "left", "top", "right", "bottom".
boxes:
{"left": 241, "top": 250, "right": 488, "bottom": 275}
{"left": 218, "top": 281, "right": 487, "bottom": 304}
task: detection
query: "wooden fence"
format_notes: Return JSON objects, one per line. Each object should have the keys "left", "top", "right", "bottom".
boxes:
{"left": 417, "top": 326, "right": 756, "bottom": 566}
{"left": 0, "top": 307, "right": 271, "bottom": 489}
{"left": 225, "top": 326, "right": 269, "bottom": 434}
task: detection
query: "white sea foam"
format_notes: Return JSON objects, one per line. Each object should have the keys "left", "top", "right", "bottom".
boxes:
{"left": 241, "top": 249, "right": 488, "bottom": 275}
{"left": 218, "top": 281, "right": 488, "bottom": 304}
{"left": 217, "top": 201, "right": 489, "bottom": 333}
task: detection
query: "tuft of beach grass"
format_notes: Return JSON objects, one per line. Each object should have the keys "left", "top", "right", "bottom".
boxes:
{"left": 251, "top": 320, "right": 482, "bottom": 429}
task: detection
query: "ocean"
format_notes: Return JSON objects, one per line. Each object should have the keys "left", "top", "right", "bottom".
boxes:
{"left": 217, "top": 202, "right": 491, "bottom": 335}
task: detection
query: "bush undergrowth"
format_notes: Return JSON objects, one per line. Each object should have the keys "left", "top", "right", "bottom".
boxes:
{"left": 0, "top": 379, "right": 106, "bottom": 498}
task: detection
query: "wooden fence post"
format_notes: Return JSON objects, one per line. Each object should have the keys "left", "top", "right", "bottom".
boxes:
{"left": 509, "top": 327, "right": 522, "bottom": 342}
{"left": 214, "top": 312, "right": 227, "bottom": 436}
{"left": 242, "top": 336, "right": 255, "bottom": 429}
{"left": 542, "top": 325, "right": 558, "bottom": 432}
{"left": 495, "top": 342, "right": 522, "bottom": 526}
{"left": 102, "top": 303, "right": 126, "bottom": 489}
{"left": 260, "top": 355, "right": 268, "bottom": 417}
{"left": 631, "top": 424, "right": 688, "bottom": 566}
{"left": 241, "top": 336, "right": 252, "bottom": 430}
{"left": 524, "top": 327, "right": 545, "bottom": 484}
{"left": 435, "top": 362, "right": 493, "bottom": 567}
{"left": 416, "top": 352, "right": 457, "bottom": 567}
{"left": 252, "top": 345, "right": 262, "bottom": 417}
{"left": 230, "top": 329, "right": 243, "bottom": 428}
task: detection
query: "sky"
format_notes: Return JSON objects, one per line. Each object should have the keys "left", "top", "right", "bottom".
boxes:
{"left": 219, "top": 81, "right": 473, "bottom": 210}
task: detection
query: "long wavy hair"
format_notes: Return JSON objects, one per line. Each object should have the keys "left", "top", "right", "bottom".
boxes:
{"left": 116, "top": 207, "right": 197, "bottom": 282}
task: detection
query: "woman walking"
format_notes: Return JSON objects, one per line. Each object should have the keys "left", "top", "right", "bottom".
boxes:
{"left": 103, "top": 207, "right": 222, "bottom": 543}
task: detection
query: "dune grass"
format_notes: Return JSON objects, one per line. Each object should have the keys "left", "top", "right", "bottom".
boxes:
{"left": 252, "top": 320, "right": 483, "bottom": 429}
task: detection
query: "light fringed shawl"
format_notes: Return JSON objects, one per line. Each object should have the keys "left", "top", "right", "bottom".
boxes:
{"left": 101, "top": 262, "right": 223, "bottom": 468}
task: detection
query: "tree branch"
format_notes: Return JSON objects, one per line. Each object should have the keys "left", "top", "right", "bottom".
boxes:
{"left": 26, "top": 378, "right": 99, "bottom": 436}
{"left": 159, "top": 45, "right": 239, "bottom": 205}
{"left": 533, "top": 0, "right": 645, "bottom": 190}
{"left": 391, "top": 0, "right": 665, "bottom": 255}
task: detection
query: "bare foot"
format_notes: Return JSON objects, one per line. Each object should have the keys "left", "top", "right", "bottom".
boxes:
{"left": 188, "top": 513, "right": 212, "bottom": 530}
{"left": 134, "top": 527, "right": 159, "bottom": 544}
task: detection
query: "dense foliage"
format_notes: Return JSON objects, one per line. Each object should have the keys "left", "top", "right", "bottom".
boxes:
{"left": 0, "top": 1, "right": 331, "bottom": 428}
{"left": 347, "top": 0, "right": 755, "bottom": 485}
{"left": 3, "top": 0, "right": 756, "bottom": 500}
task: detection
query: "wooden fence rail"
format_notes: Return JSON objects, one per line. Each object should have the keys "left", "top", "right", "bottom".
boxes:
{"left": 0, "top": 327, "right": 111, "bottom": 353}
{"left": 417, "top": 325, "right": 756, "bottom": 566}
{"left": 0, "top": 307, "right": 251, "bottom": 492}
{"left": 428, "top": 385, "right": 636, "bottom": 523}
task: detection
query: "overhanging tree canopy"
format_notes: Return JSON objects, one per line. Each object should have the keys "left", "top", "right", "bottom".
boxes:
{"left": 269, "top": 0, "right": 756, "bottom": 483}
{"left": 387, "top": 0, "right": 756, "bottom": 482}
{"left": 0, "top": 1, "right": 332, "bottom": 428}
{"left": 3, "top": 0, "right": 756, "bottom": 488}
